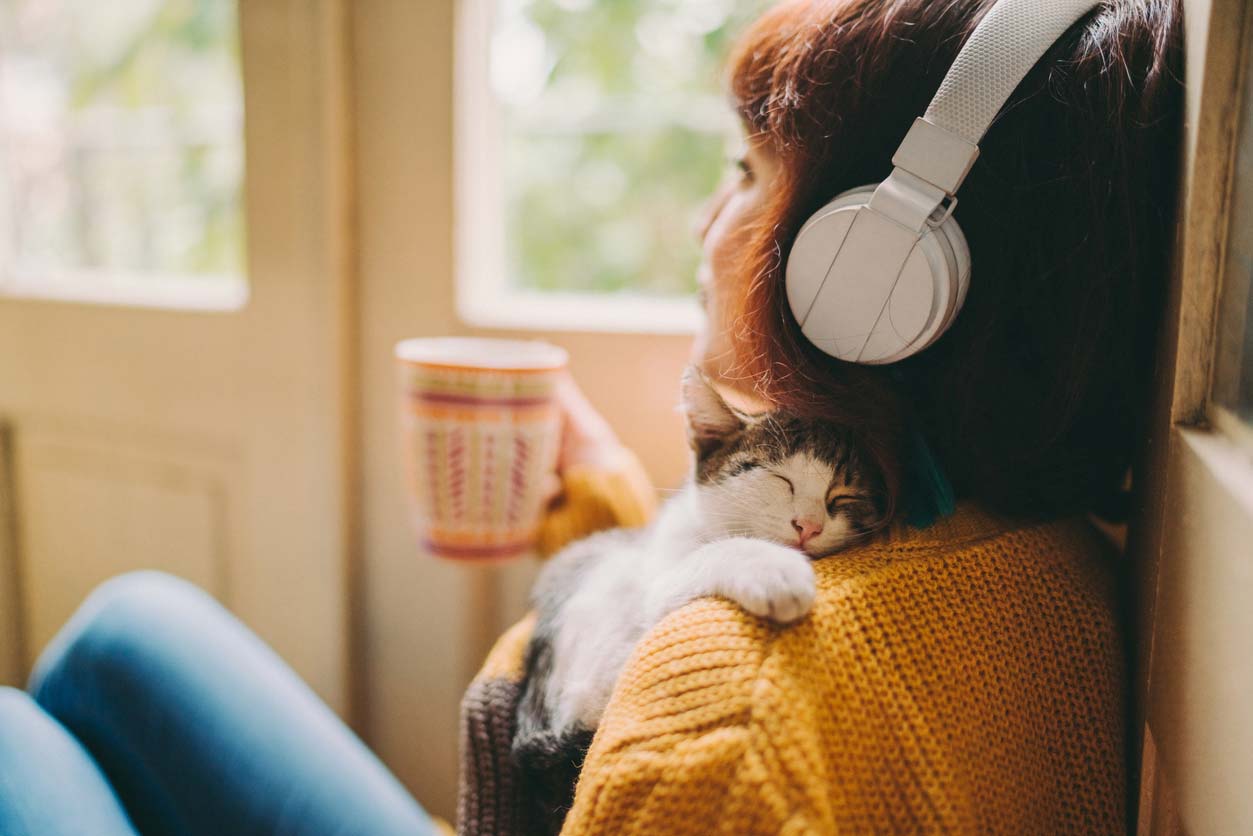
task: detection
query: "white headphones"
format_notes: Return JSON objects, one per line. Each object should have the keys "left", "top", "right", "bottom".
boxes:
{"left": 784, "top": 0, "right": 1100, "bottom": 365}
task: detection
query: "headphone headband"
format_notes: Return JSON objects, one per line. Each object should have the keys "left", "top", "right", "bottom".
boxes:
{"left": 894, "top": 0, "right": 1101, "bottom": 199}
{"left": 926, "top": 0, "right": 1101, "bottom": 147}
{"left": 784, "top": 0, "right": 1101, "bottom": 366}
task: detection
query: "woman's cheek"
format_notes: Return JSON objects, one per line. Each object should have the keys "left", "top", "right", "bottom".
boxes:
{"left": 691, "top": 262, "right": 739, "bottom": 379}
{"left": 693, "top": 190, "right": 764, "bottom": 380}
{"left": 691, "top": 312, "right": 737, "bottom": 380}
{"left": 709, "top": 194, "right": 760, "bottom": 277}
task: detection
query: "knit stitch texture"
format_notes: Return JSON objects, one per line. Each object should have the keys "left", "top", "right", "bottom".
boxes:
{"left": 458, "top": 463, "right": 1125, "bottom": 835}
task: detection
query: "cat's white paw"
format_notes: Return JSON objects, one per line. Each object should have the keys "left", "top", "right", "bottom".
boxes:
{"left": 700, "top": 538, "right": 816, "bottom": 624}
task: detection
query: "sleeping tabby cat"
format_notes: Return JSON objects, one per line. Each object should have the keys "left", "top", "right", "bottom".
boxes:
{"left": 512, "top": 368, "right": 886, "bottom": 831}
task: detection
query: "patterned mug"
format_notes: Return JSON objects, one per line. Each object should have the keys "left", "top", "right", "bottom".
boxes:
{"left": 395, "top": 337, "right": 567, "bottom": 560}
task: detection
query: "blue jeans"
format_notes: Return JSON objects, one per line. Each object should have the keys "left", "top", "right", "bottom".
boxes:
{"left": 0, "top": 572, "right": 438, "bottom": 836}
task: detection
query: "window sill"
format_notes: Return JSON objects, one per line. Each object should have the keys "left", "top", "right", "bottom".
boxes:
{"left": 1211, "top": 407, "right": 1253, "bottom": 459}
{"left": 458, "top": 289, "right": 702, "bottom": 335}
{"left": 1179, "top": 424, "right": 1253, "bottom": 516}
{"left": 0, "top": 270, "right": 248, "bottom": 312}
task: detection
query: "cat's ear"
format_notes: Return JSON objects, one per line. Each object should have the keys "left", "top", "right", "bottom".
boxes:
{"left": 681, "top": 367, "right": 746, "bottom": 458}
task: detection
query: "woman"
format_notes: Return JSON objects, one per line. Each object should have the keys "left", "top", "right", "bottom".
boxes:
{"left": 0, "top": 0, "right": 1180, "bottom": 833}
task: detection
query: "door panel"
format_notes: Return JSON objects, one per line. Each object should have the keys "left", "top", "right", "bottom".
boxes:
{"left": 13, "top": 416, "right": 239, "bottom": 662}
{"left": 0, "top": 425, "right": 21, "bottom": 685}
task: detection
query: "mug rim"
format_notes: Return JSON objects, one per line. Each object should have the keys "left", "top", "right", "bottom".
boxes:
{"left": 394, "top": 337, "right": 568, "bottom": 373}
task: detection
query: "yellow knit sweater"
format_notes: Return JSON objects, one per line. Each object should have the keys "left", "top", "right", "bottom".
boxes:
{"left": 461, "top": 454, "right": 1126, "bottom": 835}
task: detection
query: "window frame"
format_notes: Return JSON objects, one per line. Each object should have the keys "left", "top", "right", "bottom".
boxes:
{"left": 1205, "top": 0, "right": 1253, "bottom": 463}
{"left": 452, "top": 0, "right": 704, "bottom": 336}
{"left": 1135, "top": 0, "right": 1253, "bottom": 831}
{"left": 0, "top": 269, "right": 247, "bottom": 311}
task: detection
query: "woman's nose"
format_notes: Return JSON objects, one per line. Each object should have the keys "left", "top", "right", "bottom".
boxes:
{"left": 693, "top": 179, "right": 734, "bottom": 243}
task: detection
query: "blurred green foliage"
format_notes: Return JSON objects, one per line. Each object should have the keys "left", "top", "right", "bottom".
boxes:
{"left": 496, "top": 0, "right": 766, "bottom": 296}
{"left": 0, "top": 0, "right": 243, "bottom": 280}
{"left": 2, "top": 0, "right": 766, "bottom": 295}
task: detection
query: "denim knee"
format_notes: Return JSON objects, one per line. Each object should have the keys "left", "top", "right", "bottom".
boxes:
{"left": 0, "top": 685, "right": 42, "bottom": 729}
{"left": 28, "top": 571, "right": 216, "bottom": 704}
{"left": 0, "top": 686, "right": 65, "bottom": 761}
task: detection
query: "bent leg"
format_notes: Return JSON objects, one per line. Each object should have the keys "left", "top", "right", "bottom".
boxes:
{"left": 30, "top": 571, "right": 437, "bottom": 836}
{"left": 0, "top": 687, "right": 139, "bottom": 836}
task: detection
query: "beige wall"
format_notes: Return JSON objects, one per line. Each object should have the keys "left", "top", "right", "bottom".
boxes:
{"left": 350, "top": 0, "right": 692, "bottom": 818}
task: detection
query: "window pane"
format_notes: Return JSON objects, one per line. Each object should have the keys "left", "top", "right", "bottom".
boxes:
{"left": 1214, "top": 29, "right": 1253, "bottom": 426}
{"left": 492, "top": 0, "right": 764, "bottom": 297}
{"left": 0, "top": 0, "right": 244, "bottom": 291}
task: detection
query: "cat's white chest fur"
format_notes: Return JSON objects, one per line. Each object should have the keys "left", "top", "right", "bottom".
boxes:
{"left": 545, "top": 485, "right": 816, "bottom": 732}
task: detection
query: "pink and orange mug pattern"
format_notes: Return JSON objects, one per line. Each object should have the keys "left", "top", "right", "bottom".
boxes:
{"left": 395, "top": 339, "right": 565, "bottom": 561}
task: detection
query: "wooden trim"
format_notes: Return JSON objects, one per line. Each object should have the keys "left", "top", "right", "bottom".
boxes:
{"left": 0, "top": 423, "right": 26, "bottom": 686}
{"left": 1137, "top": 0, "right": 1252, "bottom": 701}
{"left": 315, "top": 0, "right": 367, "bottom": 736}
{"left": 1169, "top": 0, "right": 1252, "bottom": 426}
{"left": 1132, "top": 0, "right": 1252, "bottom": 826}
{"left": 231, "top": 0, "right": 357, "bottom": 716}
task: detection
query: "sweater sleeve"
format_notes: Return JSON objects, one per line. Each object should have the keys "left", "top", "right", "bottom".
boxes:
{"left": 536, "top": 447, "right": 657, "bottom": 557}
{"left": 457, "top": 615, "right": 537, "bottom": 836}
{"left": 558, "top": 599, "right": 795, "bottom": 836}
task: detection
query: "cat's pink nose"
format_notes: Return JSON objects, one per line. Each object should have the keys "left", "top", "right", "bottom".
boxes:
{"left": 792, "top": 517, "right": 824, "bottom": 546}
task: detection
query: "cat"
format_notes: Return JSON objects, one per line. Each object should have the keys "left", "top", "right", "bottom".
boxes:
{"left": 510, "top": 367, "right": 886, "bottom": 832}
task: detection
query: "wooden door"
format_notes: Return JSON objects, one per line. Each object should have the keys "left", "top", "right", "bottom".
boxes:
{"left": 0, "top": 0, "right": 356, "bottom": 715}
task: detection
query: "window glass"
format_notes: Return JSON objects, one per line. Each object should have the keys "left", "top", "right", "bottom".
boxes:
{"left": 0, "top": 0, "right": 244, "bottom": 292}
{"left": 491, "top": 0, "right": 763, "bottom": 297}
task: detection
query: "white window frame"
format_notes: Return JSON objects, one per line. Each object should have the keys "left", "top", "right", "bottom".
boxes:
{"left": 453, "top": 0, "right": 706, "bottom": 335}
{"left": 0, "top": 270, "right": 248, "bottom": 311}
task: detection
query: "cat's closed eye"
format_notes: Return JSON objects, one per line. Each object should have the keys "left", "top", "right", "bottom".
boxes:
{"left": 826, "top": 493, "right": 870, "bottom": 515}
{"left": 772, "top": 474, "right": 794, "bottom": 495}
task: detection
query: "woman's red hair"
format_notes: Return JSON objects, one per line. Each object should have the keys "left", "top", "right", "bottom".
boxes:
{"left": 723, "top": 0, "right": 1182, "bottom": 520}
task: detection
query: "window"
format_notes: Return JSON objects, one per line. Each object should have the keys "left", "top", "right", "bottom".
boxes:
{"left": 0, "top": 0, "right": 246, "bottom": 309}
{"left": 1212, "top": 10, "right": 1253, "bottom": 449}
{"left": 457, "top": 0, "right": 764, "bottom": 332}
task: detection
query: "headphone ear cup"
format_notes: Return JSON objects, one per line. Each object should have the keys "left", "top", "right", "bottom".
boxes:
{"left": 909, "top": 213, "right": 970, "bottom": 356}
{"left": 783, "top": 185, "right": 877, "bottom": 350}
{"left": 785, "top": 185, "right": 970, "bottom": 364}
{"left": 948, "top": 217, "right": 972, "bottom": 311}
